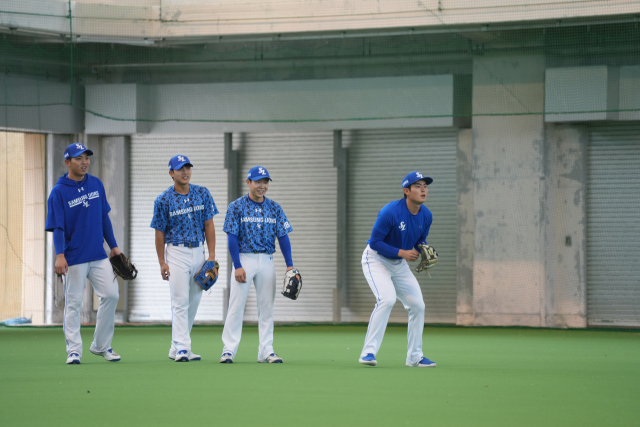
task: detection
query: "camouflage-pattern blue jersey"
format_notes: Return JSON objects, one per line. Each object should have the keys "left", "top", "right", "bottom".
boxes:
{"left": 223, "top": 194, "right": 292, "bottom": 254}
{"left": 150, "top": 184, "right": 218, "bottom": 244}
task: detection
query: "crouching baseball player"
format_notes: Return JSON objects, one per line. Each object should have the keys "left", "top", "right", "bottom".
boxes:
{"left": 45, "top": 143, "right": 122, "bottom": 364}
{"left": 151, "top": 155, "right": 218, "bottom": 362}
{"left": 359, "top": 172, "right": 438, "bottom": 368}
{"left": 220, "top": 166, "right": 296, "bottom": 364}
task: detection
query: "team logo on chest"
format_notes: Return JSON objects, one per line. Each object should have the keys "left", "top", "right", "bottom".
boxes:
{"left": 399, "top": 221, "right": 406, "bottom": 231}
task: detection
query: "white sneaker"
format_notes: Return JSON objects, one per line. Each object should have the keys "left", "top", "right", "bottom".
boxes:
{"left": 174, "top": 350, "right": 189, "bottom": 362}
{"left": 258, "top": 353, "right": 283, "bottom": 363}
{"left": 168, "top": 350, "right": 201, "bottom": 361}
{"left": 219, "top": 352, "right": 234, "bottom": 363}
{"left": 406, "top": 357, "right": 436, "bottom": 367}
{"left": 66, "top": 353, "right": 81, "bottom": 364}
{"left": 90, "top": 348, "right": 121, "bottom": 362}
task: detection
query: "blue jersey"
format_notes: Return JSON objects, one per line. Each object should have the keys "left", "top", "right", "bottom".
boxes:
{"left": 150, "top": 184, "right": 218, "bottom": 244}
{"left": 223, "top": 194, "right": 292, "bottom": 254}
{"left": 367, "top": 199, "right": 432, "bottom": 259}
{"left": 45, "top": 173, "right": 111, "bottom": 266}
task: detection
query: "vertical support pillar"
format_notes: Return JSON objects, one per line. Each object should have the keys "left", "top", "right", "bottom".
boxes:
{"left": 333, "top": 130, "right": 347, "bottom": 323}
{"left": 45, "top": 134, "right": 72, "bottom": 324}
{"left": 99, "top": 136, "right": 130, "bottom": 323}
{"left": 223, "top": 132, "right": 238, "bottom": 321}
{"left": 456, "top": 129, "right": 474, "bottom": 325}
{"left": 471, "top": 53, "right": 546, "bottom": 327}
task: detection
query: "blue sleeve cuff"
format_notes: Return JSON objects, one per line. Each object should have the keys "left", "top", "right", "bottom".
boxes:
{"left": 228, "top": 233, "right": 242, "bottom": 269}
{"left": 278, "top": 234, "right": 293, "bottom": 268}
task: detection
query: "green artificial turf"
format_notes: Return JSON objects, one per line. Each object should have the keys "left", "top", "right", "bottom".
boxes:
{"left": 1, "top": 325, "right": 639, "bottom": 427}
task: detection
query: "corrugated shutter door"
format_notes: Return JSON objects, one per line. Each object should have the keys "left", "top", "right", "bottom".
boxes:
{"left": 587, "top": 123, "right": 640, "bottom": 327}
{"left": 343, "top": 128, "right": 458, "bottom": 324}
{"left": 236, "top": 132, "right": 336, "bottom": 322}
{"left": 129, "top": 135, "right": 227, "bottom": 322}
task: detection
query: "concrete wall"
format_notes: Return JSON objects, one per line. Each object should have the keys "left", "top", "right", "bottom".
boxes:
{"left": 85, "top": 75, "right": 459, "bottom": 134}
{"left": 543, "top": 124, "right": 587, "bottom": 328}
{"left": 469, "top": 53, "right": 548, "bottom": 327}
{"left": 3, "top": 0, "right": 637, "bottom": 40}
{"left": 459, "top": 53, "right": 590, "bottom": 327}
{"left": 0, "top": 75, "right": 84, "bottom": 134}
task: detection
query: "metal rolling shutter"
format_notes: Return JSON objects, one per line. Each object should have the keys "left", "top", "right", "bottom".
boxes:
{"left": 236, "top": 132, "right": 336, "bottom": 322}
{"left": 587, "top": 123, "right": 640, "bottom": 327}
{"left": 342, "top": 128, "right": 458, "bottom": 324}
{"left": 129, "top": 135, "right": 227, "bottom": 323}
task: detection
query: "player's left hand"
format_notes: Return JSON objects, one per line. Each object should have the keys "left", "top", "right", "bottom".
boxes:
{"left": 110, "top": 247, "right": 122, "bottom": 257}
{"left": 207, "top": 254, "right": 216, "bottom": 262}
{"left": 286, "top": 266, "right": 295, "bottom": 272}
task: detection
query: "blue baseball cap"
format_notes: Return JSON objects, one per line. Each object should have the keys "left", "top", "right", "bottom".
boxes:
{"left": 401, "top": 171, "right": 433, "bottom": 188}
{"left": 168, "top": 155, "right": 193, "bottom": 171}
{"left": 64, "top": 143, "right": 93, "bottom": 160}
{"left": 247, "top": 166, "right": 272, "bottom": 181}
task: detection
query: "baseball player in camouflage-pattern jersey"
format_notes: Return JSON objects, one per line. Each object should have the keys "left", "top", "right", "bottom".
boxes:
{"left": 219, "top": 166, "right": 295, "bottom": 364}
{"left": 151, "top": 155, "right": 218, "bottom": 362}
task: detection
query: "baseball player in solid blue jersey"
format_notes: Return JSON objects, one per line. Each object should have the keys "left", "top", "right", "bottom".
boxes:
{"left": 151, "top": 155, "right": 218, "bottom": 362}
{"left": 45, "top": 143, "right": 122, "bottom": 365}
{"left": 359, "top": 171, "right": 437, "bottom": 368}
{"left": 219, "top": 166, "right": 295, "bottom": 364}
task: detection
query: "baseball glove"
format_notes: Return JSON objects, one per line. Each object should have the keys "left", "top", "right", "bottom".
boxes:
{"left": 194, "top": 260, "right": 219, "bottom": 291}
{"left": 109, "top": 253, "right": 138, "bottom": 280}
{"left": 281, "top": 268, "right": 302, "bottom": 300}
{"left": 415, "top": 244, "right": 438, "bottom": 273}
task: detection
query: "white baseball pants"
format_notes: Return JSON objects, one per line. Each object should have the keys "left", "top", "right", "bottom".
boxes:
{"left": 166, "top": 243, "right": 205, "bottom": 353}
{"left": 360, "top": 245, "right": 426, "bottom": 365}
{"left": 222, "top": 252, "right": 276, "bottom": 361}
{"left": 63, "top": 257, "right": 119, "bottom": 358}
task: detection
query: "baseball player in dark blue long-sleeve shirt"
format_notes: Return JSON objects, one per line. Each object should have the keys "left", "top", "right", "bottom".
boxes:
{"left": 45, "top": 143, "right": 122, "bottom": 365}
{"left": 359, "top": 171, "right": 437, "bottom": 368}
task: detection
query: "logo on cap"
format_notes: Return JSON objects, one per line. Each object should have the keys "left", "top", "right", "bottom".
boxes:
{"left": 416, "top": 172, "right": 423, "bottom": 179}
{"left": 65, "top": 153, "right": 70, "bottom": 158}
{"left": 76, "top": 143, "right": 84, "bottom": 150}
{"left": 259, "top": 167, "right": 266, "bottom": 175}
{"left": 178, "top": 156, "right": 185, "bottom": 162}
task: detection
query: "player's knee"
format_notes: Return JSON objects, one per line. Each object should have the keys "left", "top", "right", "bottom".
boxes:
{"left": 405, "top": 297, "right": 425, "bottom": 314}
{"left": 377, "top": 295, "right": 396, "bottom": 311}
{"left": 102, "top": 288, "right": 119, "bottom": 304}
{"left": 411, "top": 299, "right": 425, "bottom": 314}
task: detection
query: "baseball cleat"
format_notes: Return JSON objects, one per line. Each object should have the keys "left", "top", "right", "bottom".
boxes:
{"left": 359, "top": 353, "right": 377, "bottom": 366}
{"left": 90, "top": 348, "right": 121, "bottom": 362}
{"left": 220, "top": 353, "right": 234, "bottom": 363}
{"left": 175, "top": 350, "right": 189, "bottom": 362}
{"left": 66, "top": 353, "right": 81, "bottom": 364}
{"left": 168, "top": 350, "right": 201, "bottom": 361}
{"left": 259, "top": 353, "right": 283, "bottom": 363}
{"left": 406, "top": 357, "right": 436, "bottom": 367}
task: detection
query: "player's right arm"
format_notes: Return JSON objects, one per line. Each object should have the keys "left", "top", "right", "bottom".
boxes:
{"left": 223, "top": 202, "right": 246, "bottom": 283}
{"left": 150, "top": 197, "right": 170, "bottom": 280}
{"left": 155, "top": 229, "right": 170, "bottom": 281}
{"left": 53, "top": 228, "right": 68, "bottom": 275}
{"left": 46, "top": 189, "right": 69, "bottom": 275}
